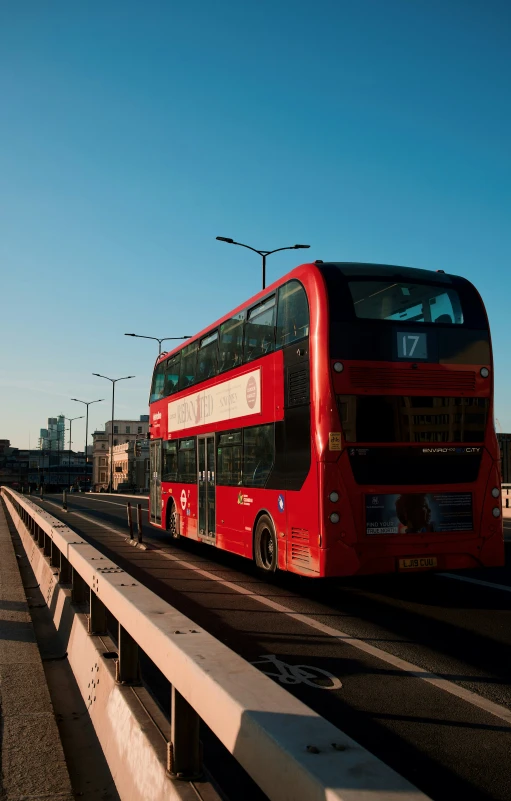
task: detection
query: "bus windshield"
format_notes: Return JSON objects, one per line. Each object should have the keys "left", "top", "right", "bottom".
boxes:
{"left": 348, "top": 280, "right": 464, "bottom": 324}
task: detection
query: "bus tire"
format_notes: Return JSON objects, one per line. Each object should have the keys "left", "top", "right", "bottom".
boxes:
{"left": 166, "top": 500, "right": 180, "bottom": 540}
{"left": 254, "top": 514, "right": 277, "bottom": 573}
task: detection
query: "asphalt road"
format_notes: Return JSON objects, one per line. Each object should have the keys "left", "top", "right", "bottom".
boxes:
{"left": 32, "top": 493, "right": 511, "bottom": 801}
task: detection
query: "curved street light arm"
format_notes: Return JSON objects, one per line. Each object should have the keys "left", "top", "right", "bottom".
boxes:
{"left": 233, "top": 241, "right": 266, "bottom": 257}
{"left": 125, "top": 334, "right": 159, "bottom": 343}
{"left": 266, "top": 245, "right": 310, "bottom": 256}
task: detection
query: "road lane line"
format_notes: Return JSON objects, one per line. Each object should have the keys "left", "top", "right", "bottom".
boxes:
{"left": 439, "top": 573, "right": 511, "bottom": 593}
{"left": 38, "top": 500, "right": 511, "bottom": 726}
{"left": 66, "top": 497, "right": 148, "bottom": 510}
{"left": 39, "top": 499, "right": 130, "bottom": 537}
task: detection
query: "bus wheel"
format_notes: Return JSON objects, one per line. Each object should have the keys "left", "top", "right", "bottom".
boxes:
{"left": 167, "top": 501, "right": 180, "bottom": 540}
{"left": 254, "top": 515, "right": 277, "bottom": 573}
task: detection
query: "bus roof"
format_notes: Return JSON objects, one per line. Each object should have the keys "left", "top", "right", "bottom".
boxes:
{"left": 319, "top": 261, "right": 453, "bottom": 283}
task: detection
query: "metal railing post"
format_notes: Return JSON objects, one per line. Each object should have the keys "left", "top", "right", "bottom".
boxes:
{"left": 127, "top": 502, "right": 133, "bottom": 539}
{"left": 168, "top": 686, "right": 202, "bottom": 779}
{"left": 37, "top": 525, "right": 45, "bottom": 548}
{"left": 137, "top": 504, "right": 143, "bottom": 543}
{"left": 116, "top": 624, "right": 140, "bottom": 684}
{"left": 50, "top": 540, "right": 60, "bottom": 568}
{"left": 63, "top": 490, "right": 67, "bottom": 511}
{"left": 71, "top": 568, "right": 88, "bottom": 605}
{"left": 88, "top": 590, "right": 108, "bottom": 634}
{"left": 59, "top": 553, "right": 71, "bottom": 584}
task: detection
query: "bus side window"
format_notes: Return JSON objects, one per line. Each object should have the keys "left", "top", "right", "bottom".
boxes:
{"left": 244, "top": 296, "right": 276, "bottom": 362}
{"left": 164, "top": 354, "right": 181, "bottom": 397}
{"left": 276, "top": 280, "right": 309, "bottom": 348}
{"left": 162, "top": 440, "right": 178, "bottom": 481}
{"left": 150, "top": 360, "right": 166, "bottom": 403}
{"left": 197, "top": 331, "right": 219, "bottom": 381}
{"left": 217, "top": 431, "right": 242, "bottom": 485}
{"left": 219, "top": 313, "right": 245, "bottom": 373}
{"left": 243, "top": 424, "right": 275, "bottom": 488}
{"left": 178, "top": 438, "right": 196, "bottom": 483}
{"left": 179, "top": 341, "right": 198, "bottom": 390}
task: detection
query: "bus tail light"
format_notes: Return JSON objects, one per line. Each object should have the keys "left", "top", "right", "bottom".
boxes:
{"left": 480, "top": 367, "right": 489, "bottom": 378}
{"left": 329, "top": 491, "right": 339, "bottom": 502}
{"left": 492, "top": 507, "right": 501, "bottom": 518}
{"left": 329, "top": 512, "right": 340, "bottom": 523}
{"left": 333, "top": 362, "right": 344, "bottom": 373}
{"left": 491, "top": 487, "right": 500, "bottom": 498}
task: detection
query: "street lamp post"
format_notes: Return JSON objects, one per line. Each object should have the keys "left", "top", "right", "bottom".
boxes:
{"left": 93, "top": 374, "right": 134, "bottom": 492}
{"left": 124, "top": 333, "right": 191, "bottom": 356}
{"left": 65, "top": 416, "right": 84, "bottom": 490}
{"left": 71, "top": 398, "right": 104, "bottom": 486}
{"left": 216, "top": 237, "right": 310, "bottom": 290}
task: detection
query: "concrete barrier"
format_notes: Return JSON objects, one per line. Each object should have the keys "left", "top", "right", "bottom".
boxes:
{"left": 1, "top": 486, "right": 429, "bottom": 801}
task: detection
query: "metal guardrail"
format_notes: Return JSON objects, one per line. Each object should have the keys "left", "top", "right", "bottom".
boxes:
{"left": 1, "top": 486, "right": 428, "bottom": 801}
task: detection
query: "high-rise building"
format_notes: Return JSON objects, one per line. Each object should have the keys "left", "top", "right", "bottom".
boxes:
{"left": 38, "top": 416, "right": 66, "bottom": 453}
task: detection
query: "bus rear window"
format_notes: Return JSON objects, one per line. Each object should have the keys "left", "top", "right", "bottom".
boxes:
{"left": 349, "top": 281, "right": 464, "bottom": 325}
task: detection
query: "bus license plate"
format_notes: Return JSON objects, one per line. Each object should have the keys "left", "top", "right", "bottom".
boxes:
{"left": 398, "top": 557, "right": 437, "bottom": 570}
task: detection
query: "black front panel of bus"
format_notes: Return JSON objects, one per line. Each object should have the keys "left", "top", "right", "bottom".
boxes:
{"left": 347, "top": 447, "right": 482, "bottom": 485}
{"left": 329, "top": 322, "right": 490, "bottom": 364}
{"left": 318, "top": 264, "right": 491, "bottom": 364}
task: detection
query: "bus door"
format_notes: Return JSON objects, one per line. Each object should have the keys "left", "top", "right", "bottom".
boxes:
{"left": 149, "top": 440, "right": 162, "bottom": 525}
{"left": 198, "top": 435, "right": 216, "bottom": 544}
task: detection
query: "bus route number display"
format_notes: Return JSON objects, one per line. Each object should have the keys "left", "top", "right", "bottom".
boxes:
{"left": 397, "top": 331, "right": 427, "bottom": 360}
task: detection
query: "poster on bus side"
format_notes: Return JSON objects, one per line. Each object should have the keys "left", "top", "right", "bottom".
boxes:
{"left": 365, "top": 492, "right": 473, "bottom": 535}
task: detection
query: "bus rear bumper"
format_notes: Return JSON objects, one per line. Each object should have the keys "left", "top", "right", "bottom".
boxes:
{"left": 321, "top": 533, "right": 504, "bottom": 577}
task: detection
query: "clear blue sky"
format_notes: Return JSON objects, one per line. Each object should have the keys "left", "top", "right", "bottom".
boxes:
{"left": 1, "top": 0, "right": 510, "bottom": 450}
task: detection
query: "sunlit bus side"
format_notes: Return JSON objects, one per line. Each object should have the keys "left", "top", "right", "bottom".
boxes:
{"left": 148, "top": 262, "right": 504, "bottom": 577}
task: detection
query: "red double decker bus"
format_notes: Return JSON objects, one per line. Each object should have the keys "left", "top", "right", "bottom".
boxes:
{"left": 148, "top": 262, "right": 503, "bottom": 577}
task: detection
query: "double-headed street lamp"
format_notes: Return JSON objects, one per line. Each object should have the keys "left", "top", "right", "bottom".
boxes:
{"left": 65, "top": 416, "right": 84, "bottom": 489}
{"left": 93, "top": 374, "right": 134, "bottom": 492}
{"left": 124, "top": 333, "right": 191, "bottom": 356}
{"left": 216, "top": 237, "right": 310, "bottom": 290}
{"left": 71, "top": 398, "right": 104, "bottom": 484}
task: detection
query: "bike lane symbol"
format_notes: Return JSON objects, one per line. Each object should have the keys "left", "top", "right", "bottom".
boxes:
{"left": 250, "top": 654, "right": 342, "bottom": 690}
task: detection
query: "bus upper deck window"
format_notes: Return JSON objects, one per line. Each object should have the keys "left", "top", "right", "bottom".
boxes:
{"left": 276, "top": 280, "right": 309, "bottom": 348}
{"left": 219, "top": 313, "right": 245, "bottom": 373}
{"left": 348, "top": 281, "right": 464, "bottom": 325}
{"left": 244, "top": 296, "right": 276, "bottom": 362}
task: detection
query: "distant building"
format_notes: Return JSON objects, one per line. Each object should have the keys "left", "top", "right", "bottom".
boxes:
{"left": 0, "top": 442, "right": 89, "bottom": 490}
{"left": 111, "top": 439, "right": 149, "bottom": 491}
{"left": 498, "top": 433, "right": 511, "bottom": 483}
{"left": 92, "top": 416, "right": 149, "bottom": 490}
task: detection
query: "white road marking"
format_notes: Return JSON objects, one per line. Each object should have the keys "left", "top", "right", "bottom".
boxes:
{"left": 74, "top": 497, "right": 148, "bottom": 510}
{"left": 439, "top": 573, "right": 511, "bottom": 593}
{"left": 72, "top": 511, "right": 130, "bottom": 537}
{"left": 39, "top": 499, "right": 128, "bottom": 537}
{"left": 38, "top": 501, "right": 511, "bottom": 725}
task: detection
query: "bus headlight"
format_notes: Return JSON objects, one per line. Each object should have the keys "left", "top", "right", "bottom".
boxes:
{"left": 329, "top": 512, "right": 340, "bottom": 523}
{"left": 491, "top": 487, "right": 500, "bottom": 498}
{"left": 492, "top": 507, "right": 501, "bottom": 518}
{"left": 333, "top": 362, "right": 344, "bottom": 373}
{"left": 480, "top": 367, "right": 489, "bottom": 378}
{"left": 329, "top": 491, "right": 339, "bottom": 502}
